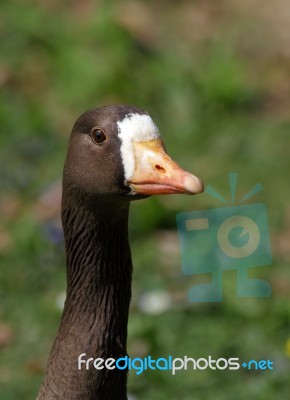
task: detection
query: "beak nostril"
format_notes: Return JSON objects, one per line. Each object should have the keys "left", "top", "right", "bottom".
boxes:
{"left": 155, "top": 164, "right": 166, "bottom": 173}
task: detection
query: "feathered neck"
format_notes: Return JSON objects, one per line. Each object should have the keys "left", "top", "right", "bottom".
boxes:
{"left": 38, "top": 193, "right": 131, "bottom": 400}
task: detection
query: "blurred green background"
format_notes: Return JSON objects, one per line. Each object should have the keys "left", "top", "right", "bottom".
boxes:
{"left": 0, "top": 1, "right": 289, "bottom": 399}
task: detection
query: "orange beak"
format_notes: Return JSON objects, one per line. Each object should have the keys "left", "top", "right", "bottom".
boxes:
{"left": 128, "top": 138, "right": 204, "bottom": 195}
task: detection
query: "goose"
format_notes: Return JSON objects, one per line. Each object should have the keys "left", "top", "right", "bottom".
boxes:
{"left": 37, "top": 104, "right": 203, "bottom": 400}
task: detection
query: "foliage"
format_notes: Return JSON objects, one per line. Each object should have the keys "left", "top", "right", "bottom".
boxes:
{"left": 0, "top": 1, "right": 289, "bottom": 399}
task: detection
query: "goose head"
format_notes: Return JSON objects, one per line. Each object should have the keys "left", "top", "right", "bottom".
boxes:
{"left": 63, "top": 104, "right": 204, "bottom": 202}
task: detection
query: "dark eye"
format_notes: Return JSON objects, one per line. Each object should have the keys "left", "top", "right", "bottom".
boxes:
{"left": 90, "top": 128, "right": 107, "bottom": 144}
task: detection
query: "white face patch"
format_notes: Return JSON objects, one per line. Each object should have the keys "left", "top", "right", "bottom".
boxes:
{"left": 117, "top": 113, "right": 160, "bottom": 181}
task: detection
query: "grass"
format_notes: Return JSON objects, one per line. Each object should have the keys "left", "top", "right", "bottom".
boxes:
{"left": 0, "top": 1, "right": 289, "bottom": 399}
